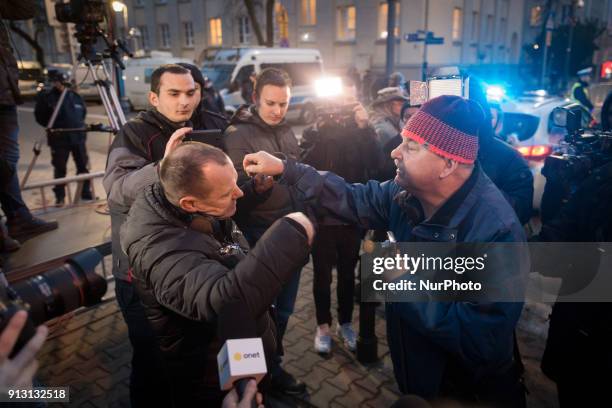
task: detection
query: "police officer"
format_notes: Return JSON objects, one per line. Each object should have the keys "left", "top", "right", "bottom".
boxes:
{"left": 35, "top": 70, "right": 92, "bottom": 206}
{"left": 571, "top": 67, "right": 594, "bottom": 112}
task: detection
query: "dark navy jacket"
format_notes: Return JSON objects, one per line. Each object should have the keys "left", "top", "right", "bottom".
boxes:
{"left": 34, "top": 87, "right": 87, "bottom": 148}
{"left": 280, "top": 159, "right": 527, "bottom": 399}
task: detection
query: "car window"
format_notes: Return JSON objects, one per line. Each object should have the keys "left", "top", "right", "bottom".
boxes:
{"left": 144, "top": 68, "right": 153, "bottom": 84}
{"left": 501, "top": 113, "right": 540, "bottom": 142}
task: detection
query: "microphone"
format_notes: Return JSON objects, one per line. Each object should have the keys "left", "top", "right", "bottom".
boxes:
{"left": 217, "top": 301, "right": 267, "bottom": 407}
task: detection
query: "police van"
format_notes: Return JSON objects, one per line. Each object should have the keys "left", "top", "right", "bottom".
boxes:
{"left": 202, "top": 47, "right": 323, "bottom": 122}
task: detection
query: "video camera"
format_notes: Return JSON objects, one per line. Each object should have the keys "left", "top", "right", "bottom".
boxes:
{"left": 543, "top": 104, "right": 612, "bottom": 184}
{"left": 54, "top": 0, "right": 131, "bottom": 68}
{"left": 0, "top": 249, "right": 107, "bottom": 357}
{"left": 55, "top": 0, "right": 105, "bottom": 24}
{"left": 313, "top": 77, "right": 359, "bottom": 127}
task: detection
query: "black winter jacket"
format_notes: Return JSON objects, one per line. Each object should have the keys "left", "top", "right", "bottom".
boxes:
{"left": 120, "top": 182, "right": 310, "bottom": 404}
{"left": 224, "top": 105, "right": 300, "bottom": 241}
{"left": 34, "top": 87, "right": 87, "bottom": 148}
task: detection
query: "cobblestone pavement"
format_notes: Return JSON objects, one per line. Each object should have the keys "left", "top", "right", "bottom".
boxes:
{"left": 34, "top": 257, "right": 558, "bottom": 408}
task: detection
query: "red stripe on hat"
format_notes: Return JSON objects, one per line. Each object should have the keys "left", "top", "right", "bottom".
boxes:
{"left": 401, "top": 130, "right": 476, "bottom": 164}
{"left": 401, "top": 110, "right": 478, "bottom": 164}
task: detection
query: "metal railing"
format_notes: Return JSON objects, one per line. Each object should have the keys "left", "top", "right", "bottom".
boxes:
{"left": 21, "top": 171, "right": 105, "bottom": 212}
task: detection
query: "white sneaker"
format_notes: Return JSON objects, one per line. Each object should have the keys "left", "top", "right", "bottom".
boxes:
{"left": 314, "top": 327, "right": 332, "bottom": 354}
{"left": 337, "top": 323, "right": 357, "bottom": 351}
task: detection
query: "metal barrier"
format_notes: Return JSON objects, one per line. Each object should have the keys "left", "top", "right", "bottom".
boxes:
{"left": 21, "top": 171, "right": 105, "bottom": 212}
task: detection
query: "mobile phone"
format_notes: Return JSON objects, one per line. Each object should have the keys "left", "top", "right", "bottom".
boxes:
{"left": 183, "top": 130, "right": 225, "bottom": 150}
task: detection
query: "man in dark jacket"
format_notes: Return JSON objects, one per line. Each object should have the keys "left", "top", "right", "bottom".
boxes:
{"left": 34, "top": 70, "right": 92, "bottom": 205}
{"left": 300, "top": 79, "right": 380, "bottom": 354}
{"left": 103, "top": 63, "right": 200, "bottom": 407}
{"left": 469, "top": 78, "right": 534, "bottom": 225}
{"left": 121, "top": 142, "right": 313, "bottom": 405}
{"left": 224, "top": 68, "right": 305, "bottom": 395}
{"left": 0, "top": 1, "right": 58, "bottom": 241}
{"left": 244, "top": 96, "right": 528, "bottom": 407}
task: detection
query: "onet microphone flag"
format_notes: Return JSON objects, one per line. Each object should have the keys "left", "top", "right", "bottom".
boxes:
{"left": 217, "top": 338, "right": 268, "bottom": 391}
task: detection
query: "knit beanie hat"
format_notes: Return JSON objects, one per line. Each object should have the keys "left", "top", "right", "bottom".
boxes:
{"left": 400, "top": 95, "right": 484, "bottom": 164}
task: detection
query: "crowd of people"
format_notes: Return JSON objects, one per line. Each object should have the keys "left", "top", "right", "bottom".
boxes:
{"left": 2, "top": 4, "right": 612, "bottom": 404}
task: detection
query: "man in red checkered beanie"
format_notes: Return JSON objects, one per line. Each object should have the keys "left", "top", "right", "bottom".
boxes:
{"left": 244, "top": 94, "right": 528, "bottom": 406}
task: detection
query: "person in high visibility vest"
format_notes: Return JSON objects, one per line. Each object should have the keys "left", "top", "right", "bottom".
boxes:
{"left": 571, "top": 67, "right": 594, "bottom": 111}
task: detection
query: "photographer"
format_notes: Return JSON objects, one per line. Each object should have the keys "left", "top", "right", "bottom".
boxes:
{"left": 120, "top": 142, "right": 313, "bottom": 405}
{"left": 103, "top": 63, "right": 200, "bottom": 407}
{"left": 300, "top": 78, "right": 380, "bottom": 354}
{"left": 0, "top": 1, "right": 58, "bottom": 241}
{"left": 536, "top": 105, "right": 612, "bottom": 407}
{"left": 34, "top": 70, "right": 92, "bottom": 206}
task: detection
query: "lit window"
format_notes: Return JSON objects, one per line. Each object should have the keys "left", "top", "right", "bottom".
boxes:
{"left": 183, "top": 22, "right": 194, "bottom": 47}
{"left": 378, "top": 2, "right": 400, "bottom": 39}
{"left": 300, "top": 0, "right": 316, "bottom": 26}
{"left": 452, "top": 7, "right": 463, "bottom": 41}
{"left": 336, "top": 5, "right": 356, "bottom": 41}
{"left": 530, "top": 5, "right": 542, "bottom": 27}
{"left": 160, "top": 24, "right": 171, "bottom": 48}
{"left": 209, "top": 18, "right": 222, "bottom": 47}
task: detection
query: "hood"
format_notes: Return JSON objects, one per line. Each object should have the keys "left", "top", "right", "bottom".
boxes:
{"left": 229, "top": 104, "right": 289, "bottom": 132}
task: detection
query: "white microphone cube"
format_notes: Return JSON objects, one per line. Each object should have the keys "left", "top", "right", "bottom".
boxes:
{"left": 217, "top": 338, "right": 268, "bottom": 391}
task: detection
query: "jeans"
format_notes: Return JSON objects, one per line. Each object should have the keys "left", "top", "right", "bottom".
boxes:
{"left": 311, "top": 225, "right": 361, "bottom": 326}
{"left": 115, "top": 279, "right": 172, "bottom": 407}
{"left": 0, "top": 106, "right": 30, "bottom": 220}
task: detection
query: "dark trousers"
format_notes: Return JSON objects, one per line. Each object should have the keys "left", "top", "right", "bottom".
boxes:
{"left": 50, "top": 143, "right": 91, "bottom": 201}
{"left": 115, "top": 279, "right": 172, "bottom": 407}
{"left": 0, "top": 106, "right": 30, "bottom": 220}
{"left": 311, "top": 225, "right": 361, "bottom": 326}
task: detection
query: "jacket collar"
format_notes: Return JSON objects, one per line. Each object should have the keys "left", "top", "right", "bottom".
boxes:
{"left": 140, "top": 109, "right": 192, "bottom": 135}
{"left": 147, "top": 182, "right": 231, "bottom": 240}
{"left": 396, "top": 164, "right": 483, "bottom": 242}
{"left": 231, "top": 104, "right": 288, "bottom": 132}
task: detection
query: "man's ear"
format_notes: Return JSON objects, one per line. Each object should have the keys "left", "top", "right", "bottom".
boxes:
{"left": 149, "top": 91, "right": 159, "bottom": 108}
{"left": 439, "top": 159, "right": 459, "bottom": 179}
{"left": 178, "top": 196, "right": 200, "bottom": 213}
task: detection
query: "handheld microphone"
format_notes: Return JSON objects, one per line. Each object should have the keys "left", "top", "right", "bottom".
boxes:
{"left": 217, "top": 301, "right": 267, "bottom": 407}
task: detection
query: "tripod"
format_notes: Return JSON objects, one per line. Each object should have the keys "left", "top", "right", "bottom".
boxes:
{"left": 20, "top": 39, "right": 129, "bottom": 189}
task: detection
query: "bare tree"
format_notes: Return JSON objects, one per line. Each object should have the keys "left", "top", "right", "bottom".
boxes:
{"left": 9, "top": 21, "right": 46, "bottom": 67}
{"left": 243, "top": 0, "right": 275, "bottom": 47}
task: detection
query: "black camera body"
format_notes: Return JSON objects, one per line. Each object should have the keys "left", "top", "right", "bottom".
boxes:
{"left": 541, "top": 105, "right": 612, "bottom": 221}
{"left": 55, "top": 0, "right": 105, "bottom": 24}
{"left": 315, "top": 101, "right": 358, "bottom": 128}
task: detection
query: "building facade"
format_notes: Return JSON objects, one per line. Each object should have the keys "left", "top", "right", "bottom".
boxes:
{"left": 9, "top": 0, "right": 530, "bottom": 80}
{"left": 117, "top": 0, "right": 527, "bottom": 79}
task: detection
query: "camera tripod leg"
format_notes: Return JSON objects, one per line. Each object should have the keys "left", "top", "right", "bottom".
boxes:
{"left": 20, "top": 88, "right": 69, "bottom": 189}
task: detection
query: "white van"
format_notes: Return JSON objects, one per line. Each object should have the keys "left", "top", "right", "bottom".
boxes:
{"left": 202, "top": 47, "right": 323, "bottom": 121}
{"left": 124, "top": 51, "right": 191, "bottom": 110}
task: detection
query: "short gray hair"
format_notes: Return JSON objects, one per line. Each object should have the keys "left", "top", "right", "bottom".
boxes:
{"left": 159, "top": 142, "right": 230, "bottom": 205}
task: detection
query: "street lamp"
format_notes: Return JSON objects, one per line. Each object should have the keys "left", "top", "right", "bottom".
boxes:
{"left": 112, "top": 1, "right": 125, "bottom": 13}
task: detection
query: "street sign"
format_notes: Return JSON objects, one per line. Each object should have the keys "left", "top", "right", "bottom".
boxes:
{"left": 426, "top": 37, "right": 444, "bottom": 45}
{"left": 405, "top": 33, "right": 423, "bottom": 42}
{"left": 405, "top": 31, "right": 444, "bottom": 45}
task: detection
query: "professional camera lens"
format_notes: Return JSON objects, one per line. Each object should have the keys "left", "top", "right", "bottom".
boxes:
{"left": 10, "top": 249, "right": 107, "bottom": 325}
